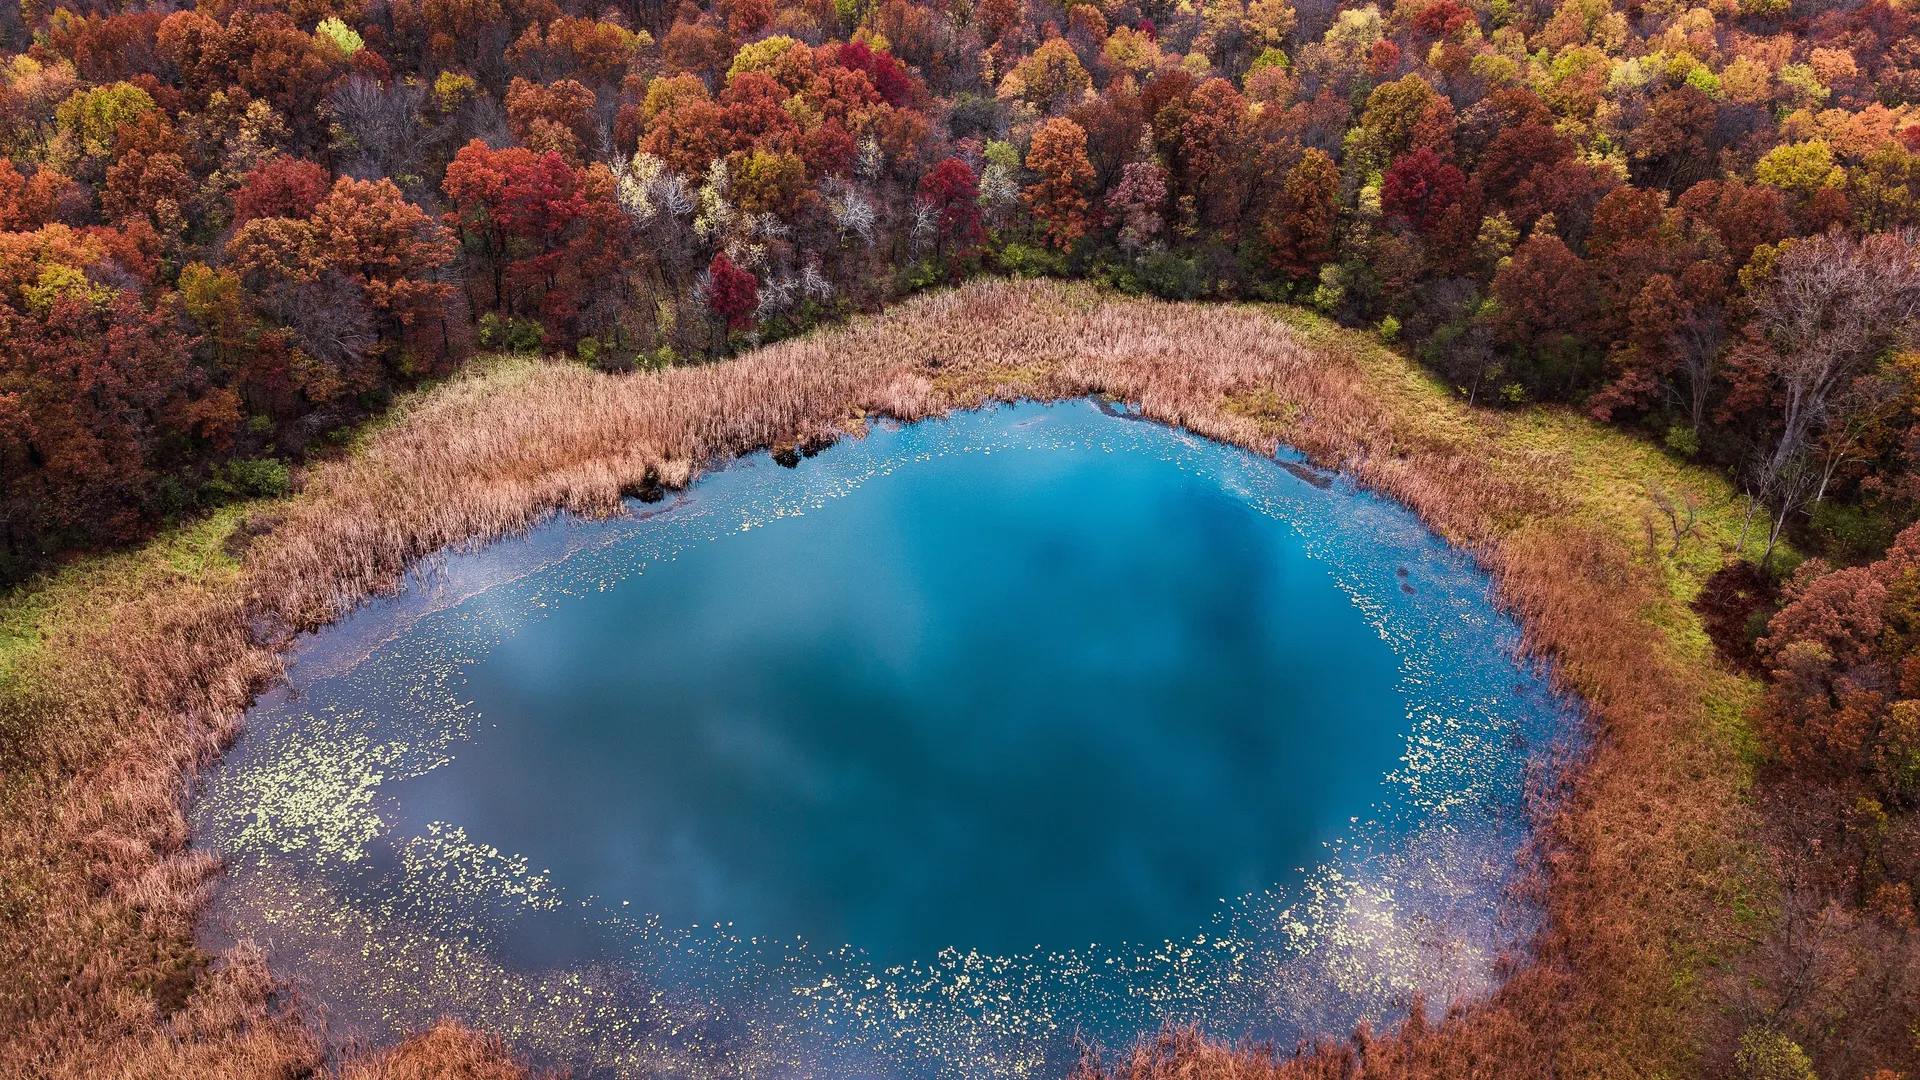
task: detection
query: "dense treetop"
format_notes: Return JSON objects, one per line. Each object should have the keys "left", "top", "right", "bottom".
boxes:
{"left": 8, "top": 0, "right": 1920, "bottom": 579}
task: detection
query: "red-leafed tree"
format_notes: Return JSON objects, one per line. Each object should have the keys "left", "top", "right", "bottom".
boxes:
{"left": 1381, "top": 148, "right": 1467, "bottom": 233}
{"left": 1473, "top": 117, "right": 1572, "bottom": 211}
{"left": 0, "top": 290, "right": 228, "bottom": 565}
{"left": 233, "top": 157, "right": 331, "bottom": 226}
{"left": 836, "top": 41, "right": 913, "bottom": 108}
{"left": 1487, "top": 233, "right": 1599, "bottom": 399}
{"left": 1107, "top": 160, "right": 1168, "bottom": 251}
{"left": 1678, "top": 179, "right": 1790, "bottom": 268}
{"left": 1493, "top": 234, "right": 1595, "bottom": 344}
{"left": 916, "top": 158, "right": 985, "bottom": 267}
{"left": 707, "top": 252, "right": 758, "bottom": 330}
{"left": 1761, "top": 524, "right": 1920, "bottom": 788}
{"left": 1176, "top": 79, "right": 1251, "bottom": 232}
{"left": 1262, "top": 148, "right": 1339, "bottom": 279}
{"left": 1368, "top": 39, "right": 1402, "bottom": 79}
{"left": 1413, "top": 0, "right": 1470, "bottom": 38}
{"left": 441, "top": 140, "right": 589, "bottom": 316}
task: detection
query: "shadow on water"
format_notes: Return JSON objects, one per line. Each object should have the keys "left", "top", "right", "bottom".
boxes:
{"left": 192, "top": 399, "right": 1580, "bottom": 1080}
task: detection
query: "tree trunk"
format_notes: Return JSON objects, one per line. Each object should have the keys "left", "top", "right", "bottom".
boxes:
{"left": 1764, "top": 498, "right": 1795, "bottom": 571}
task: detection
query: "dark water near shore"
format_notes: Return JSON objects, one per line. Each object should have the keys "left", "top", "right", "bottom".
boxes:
{"left": 194, "top": 400, "right": 1576, "bottom": 1080}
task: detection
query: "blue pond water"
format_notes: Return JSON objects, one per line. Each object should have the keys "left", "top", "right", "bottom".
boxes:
{"left": 194, "top": 400, "right": 1574, "bottom": 1080}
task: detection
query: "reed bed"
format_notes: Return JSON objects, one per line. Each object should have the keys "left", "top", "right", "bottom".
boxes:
{"left": 0, "top": 279, "right": 1756, "bottom": 1078}
{"left": 338, "top": 1022, "right": 539, "bottom": 1080}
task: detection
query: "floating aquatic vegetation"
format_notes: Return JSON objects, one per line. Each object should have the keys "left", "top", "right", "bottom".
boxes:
{"left": 194, "top": 401, "right": 1577, "bottom": 1080}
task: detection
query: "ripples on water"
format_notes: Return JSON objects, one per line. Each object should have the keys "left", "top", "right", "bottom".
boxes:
{"left": 193, "top": 400, "right": 1578, "bottom": 1079}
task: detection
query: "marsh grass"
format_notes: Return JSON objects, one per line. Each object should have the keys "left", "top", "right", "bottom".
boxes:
{"left": 0, "top": 280, "right": 1765, "bottom": 1078}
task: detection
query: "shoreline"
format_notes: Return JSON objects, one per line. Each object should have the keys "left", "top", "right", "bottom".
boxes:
{"left": 0, "top": 280, "right": 1763, "bottom": 1078}
{"left": 191, "top": 396, "right": 1578, "bottom": 1075}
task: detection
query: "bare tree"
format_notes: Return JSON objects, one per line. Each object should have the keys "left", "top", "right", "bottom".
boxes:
{"left": 611, "top": 151, "right": 700, "bottom": 347}
{"left": 907, "top": 199, "right": 938, "bottom": 256}
{"left": 1746, "top": 449, "right": 1821, "bottom": 570}
{"left": 1811, "top": 369, "right": 1910, "bottom": 506}
{"left": 1672, "top": 292, "right": 1728, "bottom": 437}
{"left": 824, "top": 179, "right": 878, "bottom": 245}
{"left": 327, "top": 76, "right": 450, "bottom": 190}
{"left": 1649, "top": 482, "right": 1703, "bottom": 557}
{"left": 1734, "top": 231, "right": 1920, "bottom": 565}
{"left": 1750, "top": 231, "right": 1920, "bottom": 489}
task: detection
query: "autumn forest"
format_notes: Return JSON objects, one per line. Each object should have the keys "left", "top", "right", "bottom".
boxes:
{"left": 7, "top": 0, "right": 1920, "bottom": 1074}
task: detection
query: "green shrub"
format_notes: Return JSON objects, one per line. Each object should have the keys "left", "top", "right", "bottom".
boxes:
{"left": 1087, "top": 257, "right": 1142, "bottom": 295}
{"left": 946, "top": 93, "right": 1004, "bottom": 138}
{"left": 897, "top": 258, "right": 947, "bottom": 293}
{"left": 314, "top": 15, "right": 364, "bottom": 55}
{"left": 1734, "top": 1029, "right": 1815, "bottom": 1080}
{"left": 1810, "top": 498, "right": 1898, "bottom": 564}
{"left": 1249, "top": 47, "right": 1289, "bottom": 74}
{"left": 1135, "top": 250, "right": 1201, "bottom": 299}
{"left": 504, "top": 318, "right": 544, "bottom": 353}
{"left": 150, "top": 475, "right": 197, "bottom": 518}
{"left": 1876, "top": 701, "right": 1920, "bottom": 797}
{"left": 205, "top": 458, "right": 290, "bottom": 503}
{"left": 833, "top": 0, "right": 866, "bottom": 28}
{"left": 1664, "top": 425, "right": 1700, "bottom": 458}
{"left": 1376, "top": 315, "right": 1401, "bottom": 343}
{"left": 476, "top": 314, "right": 546, "bottom": 353}
{"left": 1310, "top": 262, "right": 1348, "bottom": 314}
{"left": 995, "top": 241, "right": 1069, "bottom": 278}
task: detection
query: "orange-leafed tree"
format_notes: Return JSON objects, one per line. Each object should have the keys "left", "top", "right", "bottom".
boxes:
{"left": 1024, "top": 117, "right": 1095, "bottom": 250}
{"left": 1175, "top": 78, "right": 1251, "bottom": 232}
{"left": 306, "top": 177, "right": 458, "bottom": 349}
{"left": 505, "top": 78, "right": 599, "bottom": 164}
{"left": 1261, "top": 147, "right": 1338, "bottom": 279}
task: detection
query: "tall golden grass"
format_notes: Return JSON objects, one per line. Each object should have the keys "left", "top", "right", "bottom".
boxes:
{"left": 339, "top": 1021, "right": 542, "bottom": 1080}
{"left": 1, "top": 280, "right": 1751, "bottom": 1077}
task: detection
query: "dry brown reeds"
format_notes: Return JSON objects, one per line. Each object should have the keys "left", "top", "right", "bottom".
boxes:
{"left": 0, "top": 280, "right": 1758, "bottom": 1078}
{"left": 340, "top": 1021, "right": 541, "bottom": 1080}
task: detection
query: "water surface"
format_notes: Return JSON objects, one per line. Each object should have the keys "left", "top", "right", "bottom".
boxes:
{"left": 195, "top": 400, "right": 1574, "bottom": 1080}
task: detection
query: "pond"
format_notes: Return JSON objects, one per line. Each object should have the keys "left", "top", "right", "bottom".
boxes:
{"left": 193, "top": 399, "right": 1576, "bottom": 1080}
